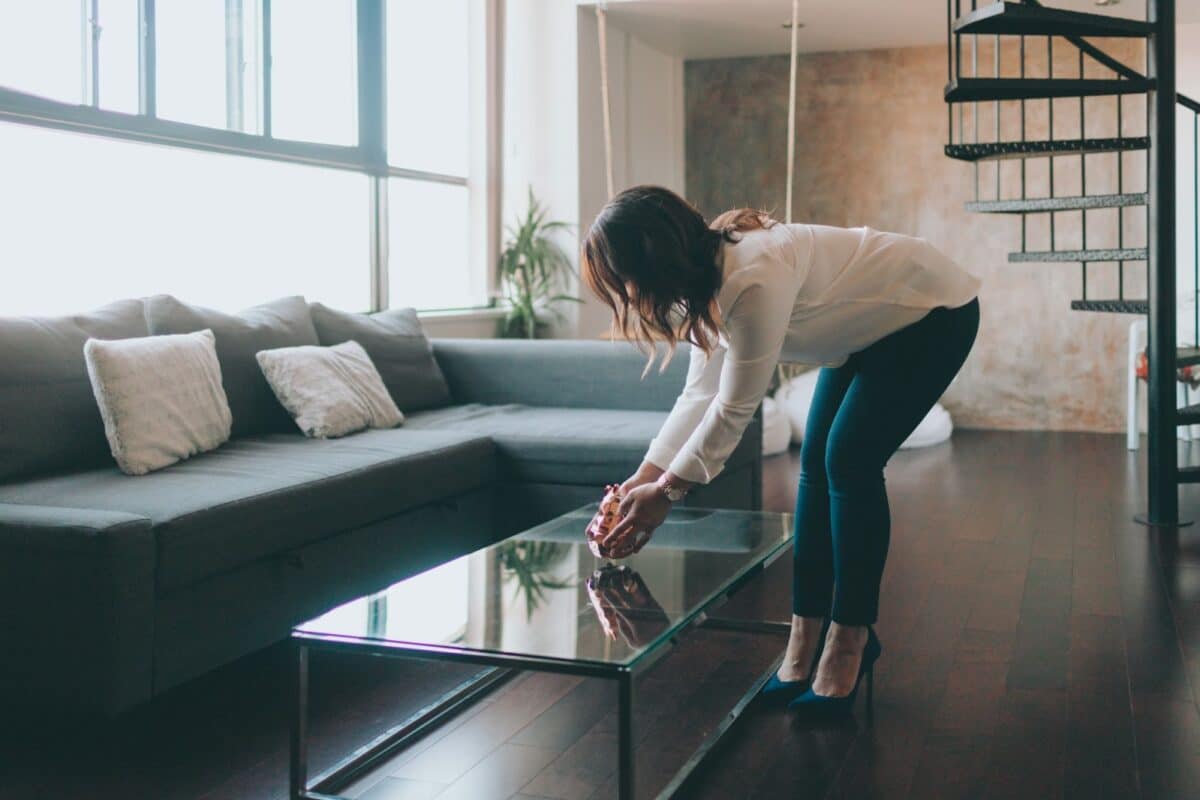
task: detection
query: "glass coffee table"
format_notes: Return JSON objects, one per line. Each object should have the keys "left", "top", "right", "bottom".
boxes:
{"left": 289, "top": 505, "right": 793, "bottom": 800}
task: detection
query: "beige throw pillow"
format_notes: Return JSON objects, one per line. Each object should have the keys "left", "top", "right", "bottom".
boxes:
{"left": 84, "top": 329, "right": 233, "bottom": 475}
{"left": 256, "top": 341, "right": 403, "bottom": 439}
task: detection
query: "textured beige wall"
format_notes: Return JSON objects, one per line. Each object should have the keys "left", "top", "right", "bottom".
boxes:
{"left": 686, "top": 40, "right": 1151, "bottom": 432}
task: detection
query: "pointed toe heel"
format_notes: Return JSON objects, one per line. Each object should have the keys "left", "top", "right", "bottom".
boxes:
{"left": 760, "top": 673, "right": 809, "bottom": 704}
{"left": 789, "top": 626, "right": 882, "bottom": 717}
{"left": 761, "top": 617, "right": 831, "bottom": 705}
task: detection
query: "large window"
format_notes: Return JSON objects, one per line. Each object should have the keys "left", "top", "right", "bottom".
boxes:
{"left": 0, "top": 122, "right": 369, "bottom": 316}
{"left": 0, "top": 0, "right": 496, "bottom": 314}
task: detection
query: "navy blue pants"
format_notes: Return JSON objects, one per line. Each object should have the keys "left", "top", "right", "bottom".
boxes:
{"left": 792, "top": 298, "right": 980, "bottom": 625}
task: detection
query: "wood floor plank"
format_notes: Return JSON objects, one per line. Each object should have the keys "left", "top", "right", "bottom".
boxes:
{"left": 1008, "top": 558, "right": 1074, "bottom": 690}
{"left": 389, "top": 674, "right": 578, "bottom": 785}
{"left": 1063, "top": 614, "right": 1139, "bottom": 800}
{"left": 980, "top": 688, "right": 1068, "bottom": 800}
{"left": 509, "top": 678, "right": 612, "bottom": 753}
{"left": 356, "top": 777, "right": 446, "bottom": 800}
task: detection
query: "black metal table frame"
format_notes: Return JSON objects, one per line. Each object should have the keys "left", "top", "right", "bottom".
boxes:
{"left": 289, "top": 546, "right": 791, "bottom": 800}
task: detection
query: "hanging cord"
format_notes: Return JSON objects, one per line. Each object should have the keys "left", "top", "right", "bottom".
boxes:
{"left": 784, "top": 0, "right": 799, "bottom": 224}
{"left": 777, "top": 0, "right": 801, "bottom": 389}
{"left": 596, "top": 2, "right": 615, "bottom": 200}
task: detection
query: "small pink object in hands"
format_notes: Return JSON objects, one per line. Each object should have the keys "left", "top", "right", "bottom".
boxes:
{"left": 585, "top": 484, "right": 643, "bottom": 560}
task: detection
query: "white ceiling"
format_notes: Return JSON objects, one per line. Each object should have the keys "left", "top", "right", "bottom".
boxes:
{"left": 579, "top": 0, "right": 1200, "bottom": 60}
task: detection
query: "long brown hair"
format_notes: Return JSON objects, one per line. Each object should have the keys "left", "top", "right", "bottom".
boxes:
{"left": 581, "top": 185, "right": 773, "bottom": 370}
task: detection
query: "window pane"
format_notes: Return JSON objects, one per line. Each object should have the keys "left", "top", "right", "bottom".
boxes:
{"left": 155, "top": 1, "right": 227, "bottom": 129}
{"left": 98, "top": 0, "right": 140, "bottom": 113}
{"left": 0, "top": 122, "right": 369, "bottom": 316}
{"left": 271, "top": 3, "right": 357, "bottom": 145}
{"left": 0, "top": 0, "right": 83, "bottom": 103}
{"left": 387, "top": 0, "right": 468, "bottom": 175}
{"left": 388, "top": 178, "right": 477, "bottom": 310}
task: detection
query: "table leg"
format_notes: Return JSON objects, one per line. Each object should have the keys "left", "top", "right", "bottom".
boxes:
{"left": 618, "top": 670, "right": 634, "bottom": 800}
{"left": 290, "top": 643, "right": 309, "bottom": 800}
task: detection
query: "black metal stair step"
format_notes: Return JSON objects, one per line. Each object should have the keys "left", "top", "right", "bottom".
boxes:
{"left": 945, "top": 78, "right": 1152, "bottom": 103}
{"left": 1069, "top": 299, "right": 1148, "bottom": 314}
{"left": 1011, "top": 248, "right": 1147, "bottom": 263}
{"left": 954, "top": 2, "right": 1154, "bottom": 38}
{"left": 945, "top": 137, "right": 1149, "bottom": 162}
{"left": 966, "top": 193, "right": 1147, "bottom": 213}
{"left": 1178, "top": 466, "right": 1200, "bottom": 484}
{"left": 1179, "top": 347, "right": 1200, "bottom": 368}
{"left": 1178, "top": 404, "right": 1200, "bottom": 426}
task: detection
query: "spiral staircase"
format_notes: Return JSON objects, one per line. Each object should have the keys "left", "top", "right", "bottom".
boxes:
{"left": 945, "top": 0, "right": 1196, "bottom": 525}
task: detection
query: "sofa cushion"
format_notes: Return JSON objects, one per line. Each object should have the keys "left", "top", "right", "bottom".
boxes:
{"left": 404, "top": 404, "right": 761, "bottom": 485}
{"left": 85, "top": 329, "right": 233, "bottom": 475}
{"left": 144, "top": 295, "right": 320, "bottom": 438}
{"left": 309, "top": 303, "right": 452, "bottom": 412}
{"left": 0, "top": 429, "right": 496, "bottom": 590}
{"left": 0, "top": 299, "right": 149, "bottom": 483}
{"left": 257, "top": 341, "right": 403, "bottom": 438}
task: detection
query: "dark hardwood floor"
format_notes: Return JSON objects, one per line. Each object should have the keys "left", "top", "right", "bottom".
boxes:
{"left": 5, "top": 430, "right": 1200, "bottom": 799}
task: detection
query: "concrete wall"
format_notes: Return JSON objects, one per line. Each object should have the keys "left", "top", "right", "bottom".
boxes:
{"left": 682, "top": 38, "right": 1196, "bottom": 432}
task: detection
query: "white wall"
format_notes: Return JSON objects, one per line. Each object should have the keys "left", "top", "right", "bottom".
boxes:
{"left": 500, "top": 4, "right": 686, "bottom": 340}
{"left": 501, "top": 0, "right": 581, "bottom": 338}
{"left": 575, "top": 7, "right": 686, "bottom": 338}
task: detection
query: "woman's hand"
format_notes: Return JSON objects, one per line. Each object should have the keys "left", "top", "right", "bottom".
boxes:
{"left": 619, "top": 461, "right": 664, "bottom": 496}
{"left": 601, "top": 483, "right": 671, "bottom": 556}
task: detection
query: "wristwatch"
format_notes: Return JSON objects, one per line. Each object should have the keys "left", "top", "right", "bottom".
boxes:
{"left": 656, "top": 475, "right": 689, "bottom": 503}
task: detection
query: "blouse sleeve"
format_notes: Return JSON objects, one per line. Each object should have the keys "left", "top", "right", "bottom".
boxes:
{"left": 667, "top": 279, "right": 793, "bottom": 484}
{"left": 643, "top": 342, "right": 727, "bottom": 471}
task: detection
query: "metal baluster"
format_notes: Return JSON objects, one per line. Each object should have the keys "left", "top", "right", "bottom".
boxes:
{"left": 956, "top": 1, "right": 963, "bottom": 147}
{"left": 1021, "top": 34, "right": 1027, "bottom": 252}
{"left": 1118, "top": 83, "right": 1124, "bottom": 299}
{"left": 947, "top": 0, "right": 953, "bottom": 145}
{"left": 995, "top": 33, "right": 1001, "bottom": 199}
{"left": 974, "top": 28, "right": 979, "bottom": 201}
{"left": 1080, "top": 49, "right": 1087, "bottom": 300}
{"left": 1194, "top": 111, "right": 1198, "bottom": 348}
{"left": 1049, "top": 35, "right": 1055, "bottom": 252}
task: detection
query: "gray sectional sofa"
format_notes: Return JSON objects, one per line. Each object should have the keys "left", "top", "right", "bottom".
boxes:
{"left": 0, "top": 298, "right": 761, "bottom": 715}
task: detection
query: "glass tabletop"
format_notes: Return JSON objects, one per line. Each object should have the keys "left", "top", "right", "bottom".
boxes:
{"left": 294, "top": 505, "right": 793, "bottom": 671}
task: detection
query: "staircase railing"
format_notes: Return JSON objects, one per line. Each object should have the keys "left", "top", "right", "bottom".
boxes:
{"left": 945, "top": 0, "right": 1195, "bottom": 525}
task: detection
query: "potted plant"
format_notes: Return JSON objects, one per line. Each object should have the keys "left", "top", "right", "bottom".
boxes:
{"left": 498, "top": 188, "right": 579, "bottom": 338}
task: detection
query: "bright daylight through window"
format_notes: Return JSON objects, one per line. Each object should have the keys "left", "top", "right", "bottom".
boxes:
{"left": 0, "top": 0, "right": 485, "bottom": 314}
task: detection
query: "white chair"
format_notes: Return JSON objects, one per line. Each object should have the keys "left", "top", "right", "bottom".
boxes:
{"left": 1127, "top": 317, "right": 1199, "bottom": 450}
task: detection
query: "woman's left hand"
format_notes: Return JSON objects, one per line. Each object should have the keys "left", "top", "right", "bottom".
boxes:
{"left": 601, "top": 483, "right": 671, "bottom": 556}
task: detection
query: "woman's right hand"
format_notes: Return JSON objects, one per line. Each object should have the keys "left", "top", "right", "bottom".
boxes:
{"left": 619, "top": 461, "right": 665, "bottom": 496}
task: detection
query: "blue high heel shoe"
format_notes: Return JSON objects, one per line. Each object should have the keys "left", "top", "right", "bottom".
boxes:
{"left": 760, "top": 618, "right": 831, "bottom": 705}
{"left": 789, "top": 626, "right": 881, "bottom": 716}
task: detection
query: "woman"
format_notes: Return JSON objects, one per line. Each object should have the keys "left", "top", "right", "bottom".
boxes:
{"left": 583, "top": 186, "right": 980, "bottom": 715}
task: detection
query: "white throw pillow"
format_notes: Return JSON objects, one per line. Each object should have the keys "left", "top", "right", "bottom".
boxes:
{"left": 256, "top": 340, "right": 403, "bottom": 439}
{"left": 84, "top": 329, "right": 233, "bottom": 475}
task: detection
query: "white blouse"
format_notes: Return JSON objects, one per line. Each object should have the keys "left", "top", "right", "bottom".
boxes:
{"left": 644, "top": 223, "right": 982, "bottom": 485}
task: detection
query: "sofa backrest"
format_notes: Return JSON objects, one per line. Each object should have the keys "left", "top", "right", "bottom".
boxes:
{"left": 431, "top": 338, "right": 690, "bottom": 412}
{"left": 144, "top": 295, "right": 320, "bottom": 438}
{"left": 0, "top": 299, "right": 149, "bottom": 482}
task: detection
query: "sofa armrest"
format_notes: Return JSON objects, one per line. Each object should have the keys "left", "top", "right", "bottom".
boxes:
{"left": 0, "top": 504, "right": 156, "bottom": 715}
{"left": 431, "top": 338, "right": 689, "bottom": 411}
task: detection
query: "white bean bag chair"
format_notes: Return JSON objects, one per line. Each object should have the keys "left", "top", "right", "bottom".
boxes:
{"left": 773, "top": 371, "right": 954, "bottom": 449}
{"left": 761, "top": 396, "right": 792, "bottom": 456}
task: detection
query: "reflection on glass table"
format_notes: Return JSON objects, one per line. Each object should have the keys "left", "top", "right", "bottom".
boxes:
{"left": 586, "top": 564, "right": 670, "bottom": 648}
